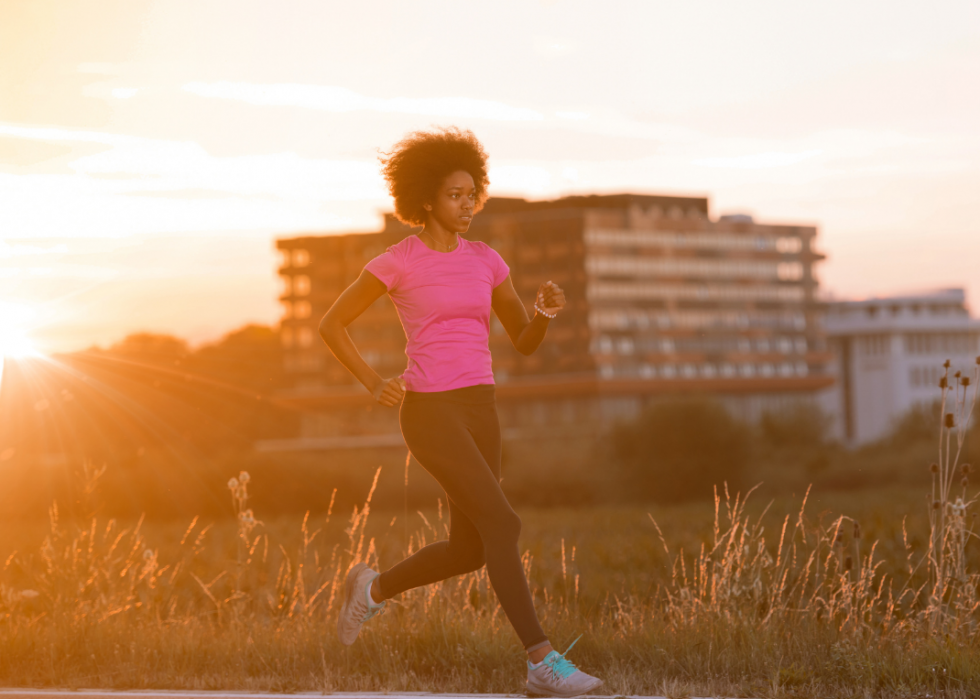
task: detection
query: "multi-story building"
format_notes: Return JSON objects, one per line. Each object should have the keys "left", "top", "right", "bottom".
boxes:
{"left": 825, "top": 288, "right": 980, "bottom": 444}
{"left": 270, "top": 194, "right": 832, "bottom": 463}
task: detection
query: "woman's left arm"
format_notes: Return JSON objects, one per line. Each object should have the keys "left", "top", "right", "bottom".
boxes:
{"left": 491, "top": 276, "right": 566, "bottom": 356}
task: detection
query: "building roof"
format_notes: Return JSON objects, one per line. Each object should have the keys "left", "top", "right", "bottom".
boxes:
{"left": 825, "top": 287, "right": 980, "bottom": 335}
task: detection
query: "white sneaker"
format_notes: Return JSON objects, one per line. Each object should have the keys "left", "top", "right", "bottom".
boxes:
{"left": 336, "top": 562, "right": 386, "bottom": 646}
{"left": 526, "top": 636, "right": 603, "bottom": 697}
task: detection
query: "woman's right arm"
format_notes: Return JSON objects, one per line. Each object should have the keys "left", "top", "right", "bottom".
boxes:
{"left": 318, "top": 269, "right": 406, "bottom": 407}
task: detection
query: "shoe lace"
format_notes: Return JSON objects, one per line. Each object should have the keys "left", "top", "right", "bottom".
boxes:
{"left": 361, "top": 601, "right": 385, "bottom": 624}
{"left": 360, "top": 577, "right": 386, "bottom": 624}
{"left": 543, "top": 634, "right": 583, "bottom": 680}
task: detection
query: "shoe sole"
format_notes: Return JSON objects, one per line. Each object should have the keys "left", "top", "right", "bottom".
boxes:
{"left": 525, "top": 678, "right": 603, "bottom": 698}
{"left": 337, "top": 562, "right": 368, "bottom": 646}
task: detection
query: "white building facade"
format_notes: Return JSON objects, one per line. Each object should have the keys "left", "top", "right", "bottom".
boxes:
{"left": 825, "top": 289, "right": 980, "bottom": 444}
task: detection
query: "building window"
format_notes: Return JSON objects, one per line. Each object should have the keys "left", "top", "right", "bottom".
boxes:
{"left": 616, "top": 337, "right": 634, "bottom": 354}
{"left": 863, "top": 334, "right": 889, "bottom": 356}
{"left": 293, "top": 275, "right": 311, "bottom": 296}
{"left": 777, "top": 262, "right": 804, "bottom": 281}
{"left": 297, "top": 326, "right": 315, "bottom": 348}
{"left": 292, "top": 249, "right": 311, "bottom": 267}
{"left": 776, "top": 237, "right": 803, "bottom": 253}
{"left": 281, "top": 327, "right": 294, "bottom": 348}
{"left": 293, "top": 301, "right": 312, "bottom": 319}
{"left": 284, "top": 352, "right": 322, "bottom": 373}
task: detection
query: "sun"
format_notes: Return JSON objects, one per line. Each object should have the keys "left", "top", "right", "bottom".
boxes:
{"left": 0, "top": 302, "right": 41, "bottom": 358}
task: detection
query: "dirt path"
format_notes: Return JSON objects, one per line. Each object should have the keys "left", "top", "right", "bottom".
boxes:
{"left": 0, "top": 690, "right": 698, "bottom": 699}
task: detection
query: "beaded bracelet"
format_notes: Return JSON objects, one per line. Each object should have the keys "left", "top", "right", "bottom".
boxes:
{"left": 534, "top": 302, "right": 557, "bottom": 319}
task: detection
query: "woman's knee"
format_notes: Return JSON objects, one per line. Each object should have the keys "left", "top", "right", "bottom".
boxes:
{"left": 460, "top": 548, "right": 487, "bottom": 574}
{"left": 495, "top": 508, "right": 522, "bottom": 544}
{"left": 448, "top": 541, "right": 486, "bottom": 574}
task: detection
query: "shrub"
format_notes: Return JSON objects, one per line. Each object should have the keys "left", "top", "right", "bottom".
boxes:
{"left": 611, "top": 397, "right": 750, "bottom": 503}
{"left": 759, "top": 401, "right": 832, "bottom": 449}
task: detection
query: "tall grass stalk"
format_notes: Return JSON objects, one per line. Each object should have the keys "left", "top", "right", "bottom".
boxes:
{"left": 1, "top": 361, "right": 979, "bottom": 697}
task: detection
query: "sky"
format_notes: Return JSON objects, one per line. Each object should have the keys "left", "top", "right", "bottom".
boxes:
{"left": 2, "top": 0, "right": 979, "bottom": 354}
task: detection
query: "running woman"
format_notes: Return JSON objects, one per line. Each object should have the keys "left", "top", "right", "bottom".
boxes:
{"left": 318, "top": 127, "right": 602, "bottom": 698}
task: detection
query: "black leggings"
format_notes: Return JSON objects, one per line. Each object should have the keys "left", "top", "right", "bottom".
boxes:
{"left": 374, "top": 383, "right": 549, "bottom": 651}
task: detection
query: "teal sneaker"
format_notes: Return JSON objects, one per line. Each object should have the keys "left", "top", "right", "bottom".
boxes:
{"left": 526, "top": 635, "right": 603, "bottom": 697}
{"left": 337, "top": 562, "right": 386, "bottom": 645}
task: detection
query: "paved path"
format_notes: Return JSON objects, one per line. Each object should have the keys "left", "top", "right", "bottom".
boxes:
{"left": 0, "top": 690, "right": 710, "bottom": 699}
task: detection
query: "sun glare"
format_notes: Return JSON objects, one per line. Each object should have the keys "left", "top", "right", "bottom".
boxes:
{"left": 0, "top": 302, "right": 41, "bottom": 358}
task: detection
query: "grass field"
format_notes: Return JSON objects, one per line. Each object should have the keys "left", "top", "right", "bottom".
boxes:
{"left": 1, "top": 462, "right": 978, "bottom": 699}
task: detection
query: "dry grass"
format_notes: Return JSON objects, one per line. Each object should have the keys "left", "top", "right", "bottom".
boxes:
{"left": 2, "top": 362, "right": 980, "bottom": 698}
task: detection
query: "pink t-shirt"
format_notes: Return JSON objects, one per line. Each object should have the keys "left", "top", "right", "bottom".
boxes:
{"left": 363, "top": 234, "right": 511, "bottom": 393}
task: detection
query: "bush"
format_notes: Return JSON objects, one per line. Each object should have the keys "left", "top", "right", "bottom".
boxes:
{"left": 759, "top": 402, "right": 832, "bottom": 449}
{"left": 610, "top": 398, "right": 750, "bottom": 503}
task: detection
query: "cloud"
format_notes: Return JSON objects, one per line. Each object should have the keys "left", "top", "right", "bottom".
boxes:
{"left": 533, "top": 35, "right": 577, "bottom": 58}
{"left": 0, "top": 241, "right": 69, "bottom": 258}
{"left": 0, "top": 122, "right": 385, "bottom": 239}
{"left": 693, "top": 149, "right": 823, "bottom": 169}
{"left": 76, "top": 62, "right": 122, "bottom": 75}
{"left": 489, "top": 165, "right": 553, "bottom": 195}
{"left": 182, "top": 81, "right": 546, "bottom": 122}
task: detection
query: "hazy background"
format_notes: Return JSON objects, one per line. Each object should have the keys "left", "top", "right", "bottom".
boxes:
{"left": 2, "top": 0, "right": 979, "bottom": 354}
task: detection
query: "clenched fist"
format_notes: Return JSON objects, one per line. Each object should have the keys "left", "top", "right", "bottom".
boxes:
{"left": 536, "top": 280, "right": 566, "bottom": 317}
{"left": 373, "top": 376, "right": 407, "bottom": 407}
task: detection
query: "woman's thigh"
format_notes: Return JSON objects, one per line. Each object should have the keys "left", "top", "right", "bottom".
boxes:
{"left": 400, "top": 398, "right": 513, "bottom": 531}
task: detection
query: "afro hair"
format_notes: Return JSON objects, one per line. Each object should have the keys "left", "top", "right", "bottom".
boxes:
{"left": 379, "top": 126, "right": 490, "bottom": 227}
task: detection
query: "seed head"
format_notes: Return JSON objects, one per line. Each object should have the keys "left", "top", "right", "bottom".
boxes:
{"left": 944, "top": 359, "right": 951, "bottom": 369}
{"left": 940, "top": 376, "right": 948, "bottom": 389}
{"left": 933, "top": 500, "right": 941, "bottom": 510}
{"left": 962, "top": 477, "right": 969, "bottom": 488}
{"left": 844, "top": 556, "right": 853, "bottom": 572}
{"left": 963, "top": 377, "right": 972, "bottom": 387}
{"left": 931, "top": 463, "right": 940, "bottom": 474}
{"left": 239, "top": 471, "right": 250, "bottom": 484}
{"left": 963, "top": 464, "right": 972, "bottom": 476}
{"left": 955, "top": 370, "right": 962, "bottom": 379}
{"left": 227, "top": 477, "right": 239, "bottom": 490}
{"left": 853, "top": 521, "right": 862, "bottom": 540}
{"left": 976, "top": 356, "right": 980, "bottom": 366}
{"left": 945, "top": 413, "right": 955, "bottom": 429}
{"left": 143, "top": 548, "right": 154, "bottom": 560}
{"left": 834, "top": 531, "right": 845, "bottom": 546}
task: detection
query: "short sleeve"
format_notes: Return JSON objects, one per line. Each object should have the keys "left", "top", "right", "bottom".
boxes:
{"left": 364, "top": 246, "right": 401, "bottom": 291}
{"left": 488, "top": 247, "right": 510, "bottom": 288}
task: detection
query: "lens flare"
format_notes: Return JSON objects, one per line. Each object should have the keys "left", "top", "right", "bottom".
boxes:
{"left": 0, "top": 302, "right": 40, "bottom": 358}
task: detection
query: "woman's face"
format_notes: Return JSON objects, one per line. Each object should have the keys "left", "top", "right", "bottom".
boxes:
{"left": 424, "top": 170, "right": 476, "bottom": 234}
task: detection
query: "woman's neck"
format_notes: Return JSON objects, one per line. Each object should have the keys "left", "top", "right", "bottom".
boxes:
{"left": 420, "top": 224, "right": 459, "bottom": 252}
